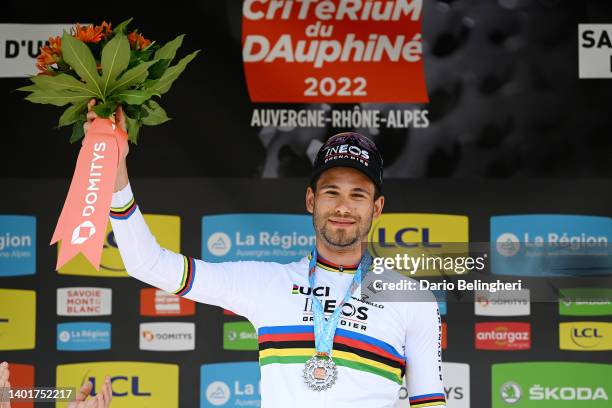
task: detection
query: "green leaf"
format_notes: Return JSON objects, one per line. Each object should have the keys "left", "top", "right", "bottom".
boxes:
{"left": 154, "top": 34, "right": 185, "bottom": 63}
{"left": 100, "top": 33, "right": 131, "bottom": 96}
{"left": 70, "top": 120, "right": 85, "bottom": 143}
{"left": 125, "top": 115, "right": 141, "bottom": 144}
{"left": 25, "top": 90, "right": 90, "bottom": 106}
{"left": 16, "top": 84, "right": 40, "bottom": 92}
{"left": 147, "top": 50, "right": 200, "bottom": 95}
{"left": 113, "top": 18, "right": 134, "bottom": 35}
{"left": 31, "top": 74, "right": 97, "bottom": 96}
{"left": 112, "top": 89, "right": 158, "bottom": 105}
{"left": 92, "top": 101, "right": 116, "bottom": 118}
{"left": 61, "top": 32, "right": 103, "bottom": 98}
{"left": 147, "top": 59, "right": 171, "bottom": 80}
{"left": 142, "top": 100, "right": 170, "bottom": 126}
{"left": 107, "top": 60, "right": 157, "bottom": 94}
{"left": 58, "top": 100, "right": 88, "bottom": 127}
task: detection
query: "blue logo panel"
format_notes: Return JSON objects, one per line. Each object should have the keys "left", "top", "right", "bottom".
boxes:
{"left": 491, "top": 215, "right": 612, "bottom": 277}
{"left": 202, "top": 214, "right": 314, "bottom": 262}
{"left": 200, "top": 362, "right": 260, "bottom": 407}
{"left": 432, "top": 290, "right": 447, "bottom": 316}
{"left": 57, "top": 322, "right": 111, "bottom": 351}
{"left": 0, "top": 215, "right": 36, "bottom": 276}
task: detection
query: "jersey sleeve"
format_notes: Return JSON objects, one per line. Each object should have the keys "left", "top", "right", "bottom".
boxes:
{"left": 108, "top": 182, "right": 266, "bottom": 325}
{"left": 404, "top": 293, "right": 446, "bottom": 408}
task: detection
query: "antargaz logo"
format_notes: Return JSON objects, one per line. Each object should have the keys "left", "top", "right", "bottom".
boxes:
{"left": 475, "top": 323, "right": 531, "bottom": 351}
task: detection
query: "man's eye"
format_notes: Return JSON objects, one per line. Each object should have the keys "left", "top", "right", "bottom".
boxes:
{"left": 324, "top": 190, "right": 338, "bottom": 195}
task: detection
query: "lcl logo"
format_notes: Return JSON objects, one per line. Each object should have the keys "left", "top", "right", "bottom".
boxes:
{"left": 377, "top": 227, "right": 441, "bottom": 248}
{"left": 89, "top": 376, "right": 151, "bottom": 397}
{"left": 572, "top": 328, "right": 603, "bottom": 338}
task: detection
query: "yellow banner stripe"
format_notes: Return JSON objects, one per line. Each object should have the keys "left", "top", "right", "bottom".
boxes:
{"left": 411, "top": 402, "right": 447, "bottom": 408}
{"left": 259, "top": 347, "right": 402, "bottom": 378}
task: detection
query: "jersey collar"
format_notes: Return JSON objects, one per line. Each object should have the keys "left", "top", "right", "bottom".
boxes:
{"left": 307, "top": 252, "right": 359, "bottom": 274}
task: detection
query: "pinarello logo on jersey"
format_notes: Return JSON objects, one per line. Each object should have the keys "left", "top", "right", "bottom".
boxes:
{"left": 242, "top": 0, "right": 427, "bottom": 103}
{"left": 140, "top": 288, "right": 195, "bottom": 317}
{"left": 441, "top": 322, "right": 447, "bottom": 350}
{"left": 475, "top": 322, "right": 531, "bottom": 351}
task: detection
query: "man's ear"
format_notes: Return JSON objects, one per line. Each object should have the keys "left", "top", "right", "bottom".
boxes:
{"left": 305, "top": 186, "right": 315, "bottom": 214}
{"left": 373, "top": 195, "right": 384, "bottom": 219}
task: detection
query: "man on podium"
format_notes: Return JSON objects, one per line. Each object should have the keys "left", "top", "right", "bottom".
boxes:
{"left": 88, "top": 99, "right": 446, "bottom": 408}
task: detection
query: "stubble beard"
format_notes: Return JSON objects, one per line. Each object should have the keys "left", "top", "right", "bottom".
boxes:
{"left": 314, "top": 207, "right": 373, "bottom": 250}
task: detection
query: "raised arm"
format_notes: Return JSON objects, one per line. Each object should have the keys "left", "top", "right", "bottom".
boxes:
{"left": 86, "top": 101, "right": 266, "bottom": 324}
{"left": 403, "top": 297, "right": 447, "bottom": 408}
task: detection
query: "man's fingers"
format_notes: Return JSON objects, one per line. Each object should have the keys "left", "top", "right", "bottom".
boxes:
{"left": 87, "top": 99, "right": 96, "bottom": 112}
{"left": 101, "top": 377, "right": 111, "bottom": 406}
{"left": 114, "top": 105, "right": 128, "bottom": 133}
{"left": 86, "top": 111, "right": 97, "bottom": 122}
{"left": 0, "top": 362, "right": 9, "bottom": 385}
{"left": 75, "top": 381, "right": 93, "bottom": 402}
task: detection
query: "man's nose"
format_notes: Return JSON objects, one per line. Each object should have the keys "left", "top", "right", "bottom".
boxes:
{"left": 334, "top": 197, "right": 352, "bottom": 215}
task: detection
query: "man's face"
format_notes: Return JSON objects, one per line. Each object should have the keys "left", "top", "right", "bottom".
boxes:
{"left": 306, "top": 167, "right": 384, "bottom": 250}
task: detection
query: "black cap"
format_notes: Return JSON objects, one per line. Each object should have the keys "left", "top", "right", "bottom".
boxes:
{"left": 311, "top": 132, "right": 383, "bottom": 190}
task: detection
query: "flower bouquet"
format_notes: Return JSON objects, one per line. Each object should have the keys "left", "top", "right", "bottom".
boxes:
{"left": 19, "top": 18, "right": 199, "bottom": 270}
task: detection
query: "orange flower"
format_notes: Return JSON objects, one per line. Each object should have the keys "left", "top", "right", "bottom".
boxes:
{"left": 128, "top": 31, "right": 151, "bottom": 50}
{"left": 71, "top": 21, "right": 112, "bottom": 43}
{"left": 36, "top": 36, "right": 62, "bottom": 74}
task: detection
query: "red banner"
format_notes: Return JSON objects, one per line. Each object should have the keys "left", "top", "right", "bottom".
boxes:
{"left": 242, "top": 0, "right": 427, "bottom": 103}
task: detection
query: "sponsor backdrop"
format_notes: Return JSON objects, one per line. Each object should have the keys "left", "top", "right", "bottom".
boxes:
{"left": 0, "top": 1, "right": 611, "bottom": 407}
{"left": 1, "top": 178, "right": 611, "bottom": 407}
{"left": 1, "top": 1, "right": 612, "bottom": 179}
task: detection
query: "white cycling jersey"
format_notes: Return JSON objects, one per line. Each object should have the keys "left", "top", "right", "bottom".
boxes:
{"left": 109, "top": 182, "right": 447, "bottom": 408}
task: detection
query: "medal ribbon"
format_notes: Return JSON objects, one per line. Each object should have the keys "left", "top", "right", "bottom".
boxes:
{"left": 308, "top": 247, "right": 371, "bottom": 355}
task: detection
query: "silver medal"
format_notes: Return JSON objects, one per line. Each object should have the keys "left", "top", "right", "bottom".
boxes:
{"left": 303, "top": 354, "right": 338, "bottom": 391}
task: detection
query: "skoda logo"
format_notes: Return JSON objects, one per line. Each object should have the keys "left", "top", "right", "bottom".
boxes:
{"left": 500, "top": 381, "right": 522, "bottom": 404}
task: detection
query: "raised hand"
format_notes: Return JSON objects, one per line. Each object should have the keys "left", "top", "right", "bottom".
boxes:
{"left": 68, "top": 377, "right": 112, "bottom": 408}
{"left": 0, "top": 362, "right": 10, "bottom": 408}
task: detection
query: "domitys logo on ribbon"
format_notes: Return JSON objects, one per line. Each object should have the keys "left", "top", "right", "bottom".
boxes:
{"left": 50, "top": 119, "right": 127, "bottom": 271}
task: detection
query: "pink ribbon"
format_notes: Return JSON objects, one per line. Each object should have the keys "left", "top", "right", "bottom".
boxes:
{"left": 50, "top": 118, "right": 128, "bottom": 271}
